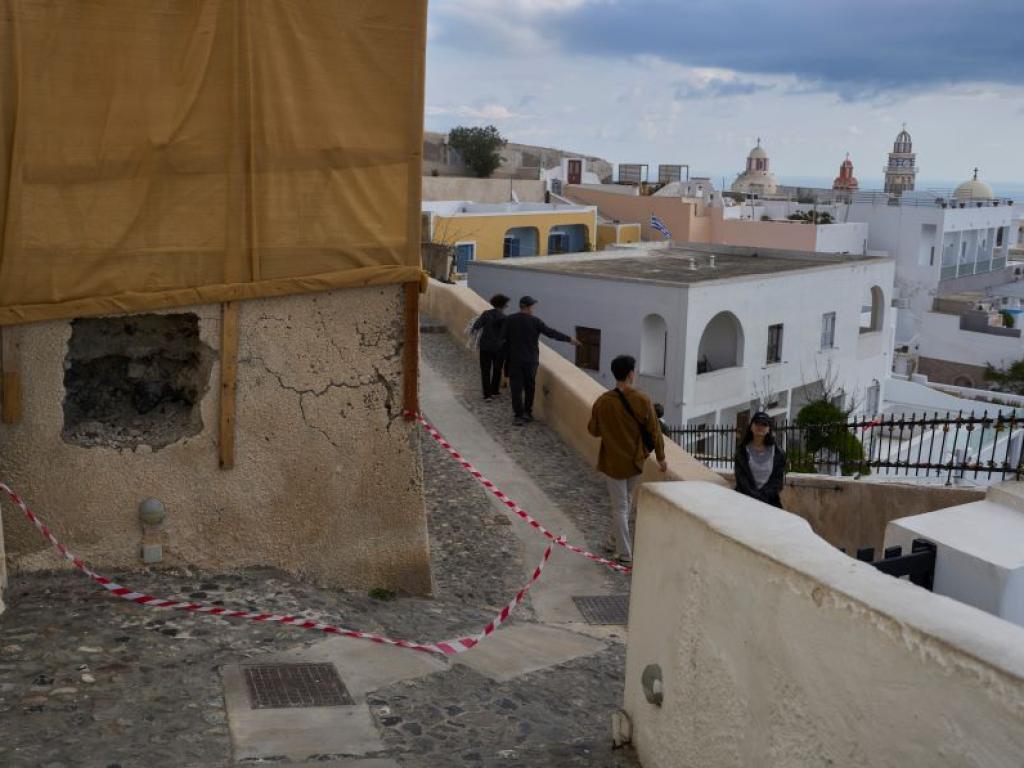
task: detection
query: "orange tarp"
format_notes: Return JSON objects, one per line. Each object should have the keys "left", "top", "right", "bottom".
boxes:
{"left": 0, "top": 0, "right": 426, "bottom": 325}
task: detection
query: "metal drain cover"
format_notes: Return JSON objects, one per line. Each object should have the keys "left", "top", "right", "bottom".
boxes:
{"left": 572, "top": 594, "right": 630, "bottom": 625}
{"left": 243, "top": 663, "right": 354, "bottom": 709}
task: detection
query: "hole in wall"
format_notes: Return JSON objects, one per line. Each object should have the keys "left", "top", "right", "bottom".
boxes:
{"left": 62, "top": 313, "right": 214, "bottom": 450}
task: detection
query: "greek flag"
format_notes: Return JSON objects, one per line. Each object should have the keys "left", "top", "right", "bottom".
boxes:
{"left": 650, "top": 214, "right": 672, "bottom": 239}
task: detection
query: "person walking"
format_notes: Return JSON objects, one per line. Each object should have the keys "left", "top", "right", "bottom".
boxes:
{"left": 587, "top": 354, "right": 667, "bottom": 565}
{"left": 734, "top": 411, "right": 787, "bottom": 508}
{"left": 500, "top": 295, "right": 579, "bottom": 426}
{"left": 472, "top": 293, "right": 510, "bottom": 400}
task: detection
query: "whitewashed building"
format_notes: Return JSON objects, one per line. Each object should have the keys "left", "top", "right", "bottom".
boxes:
{"left": 467, "top": 243, "right": 895, "bottom": 427}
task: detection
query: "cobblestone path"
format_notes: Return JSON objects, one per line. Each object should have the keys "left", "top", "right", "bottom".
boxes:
{"left": 0, "top": 327, "right": 639, "bottom": 767}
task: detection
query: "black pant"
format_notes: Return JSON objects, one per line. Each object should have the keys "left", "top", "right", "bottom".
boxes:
{"left": 508, "top": 361, "right": 538, "bottom": 418}
{"left": 479, "top": 349, "right": 504, "bottom": 397}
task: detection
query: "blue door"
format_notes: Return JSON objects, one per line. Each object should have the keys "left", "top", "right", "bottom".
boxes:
{"left": 503, "top": 236, "right": 520, "bottom": 258}
{"left": 454, "top": 243, "right": 475, "bottom": 273}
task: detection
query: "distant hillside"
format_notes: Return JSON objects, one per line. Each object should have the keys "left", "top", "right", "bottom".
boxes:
{"left": 423, "top": 130, "right": 612, "bottom": 182}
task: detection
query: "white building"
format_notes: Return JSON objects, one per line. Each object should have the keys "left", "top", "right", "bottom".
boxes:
{"left": 847, "top": 185, "right": 1015, "bottom": 345}
{"left": 467, "top": 243, "right": 895, "bottom": 427}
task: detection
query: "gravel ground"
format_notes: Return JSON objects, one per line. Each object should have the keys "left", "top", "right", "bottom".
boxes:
{"left": 0, "top": 331, "right": 638, "bottom": 767}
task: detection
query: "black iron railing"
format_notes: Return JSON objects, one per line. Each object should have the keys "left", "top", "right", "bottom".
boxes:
{"left": 665, "top": 410, "right": 1024, "bottom": 484}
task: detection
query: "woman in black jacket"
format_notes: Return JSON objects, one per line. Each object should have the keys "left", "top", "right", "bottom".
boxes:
{"left": 734, "top": 411, "right": 787, "bottom": 508}
{"left": 472, "top": 294, "right": 510, "bottom": 399}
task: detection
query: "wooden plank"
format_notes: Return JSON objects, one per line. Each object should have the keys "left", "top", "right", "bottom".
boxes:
{"left": 219, "top": 302, "right": 240, "bottom": 469}
{"left": 1, "top": 327, "right": 21, "bottom": 424}
{"left": 402, "top": 281, "right": 420, "bottom": 417}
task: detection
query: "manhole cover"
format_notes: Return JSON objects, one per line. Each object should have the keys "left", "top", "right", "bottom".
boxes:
{"left": 572, "top": 594, "right": 630, "bottom": 625}
{"left": 243, "top": 663, "right": 354, "bottom": 709}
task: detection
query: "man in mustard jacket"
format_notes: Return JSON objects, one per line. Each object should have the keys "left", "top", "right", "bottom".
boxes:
{"left": 587, "top": 355, "right": 667, "bottom": 564}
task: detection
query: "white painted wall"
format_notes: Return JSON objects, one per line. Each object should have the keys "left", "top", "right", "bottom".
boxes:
{"left": 468, "top": 253, "right": 894, "bottom": 424}
{"left": 625, "top": 481, "right": 1024, "bottom": 768}
{"left": 467, "top": 260, "right": 684, "bottom": 412}
{"left": 812, "top": 222, "right": 868, "bottom": 254}
{"left": 849, "top": 201, "right": 1014, "bottom": 343}
{"left": 885, "top": 483, "right": 1024, "bottom": 628}
{"left": 919, "top": 311, "right": 1024, "bottom": 370}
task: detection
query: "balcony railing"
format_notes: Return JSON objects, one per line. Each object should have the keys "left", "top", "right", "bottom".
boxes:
{"left": 666, "top": 410, "right": 1024, "bottom": 484}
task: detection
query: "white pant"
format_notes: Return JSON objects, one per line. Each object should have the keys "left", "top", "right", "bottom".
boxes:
{"left": 605, "top": 474, "right": 641, "bottom": 560}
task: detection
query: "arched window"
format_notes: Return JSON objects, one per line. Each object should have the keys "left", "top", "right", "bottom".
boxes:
{"left": 859, "top": 285, "right": 885, "bottom": 333}
{"left": 640, "top": 314, "right": 668, "bottom": 376}
{"left": 503, "top": 226, "right": 539, "bottom": 258}
{"left": 697, "top": 312, "right": 744, "bottom": 373}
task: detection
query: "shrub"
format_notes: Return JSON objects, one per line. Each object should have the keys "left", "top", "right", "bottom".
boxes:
{"left": 448, "top": 125, "right": 507, "bottom": 178}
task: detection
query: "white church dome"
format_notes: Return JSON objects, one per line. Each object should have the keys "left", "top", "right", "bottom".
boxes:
{"left": 953, "top": 169, "right": 994, "bottom": 201}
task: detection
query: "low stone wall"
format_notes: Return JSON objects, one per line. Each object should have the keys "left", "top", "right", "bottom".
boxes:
{"left": 1, "top": 286, "right": 431, "bottom": 596}
{"left": 719, "top": 470, "right": 986, "bottom": 555}
{"left": 421, "top": 176, "right": 546, "bottom": 204}
{"left": 625, "top": 481, "right": 1024, "bottom": 767}
{"left": 421, "top": 280, "right": 724, "bottom": 485}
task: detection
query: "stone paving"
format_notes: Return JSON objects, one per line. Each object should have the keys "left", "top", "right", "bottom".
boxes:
{"left": 0, "top": 327, "right": 639, "bottom": 767}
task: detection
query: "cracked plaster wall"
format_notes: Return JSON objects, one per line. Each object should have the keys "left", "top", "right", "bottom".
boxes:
{"left": 0, "top": 286, "right": 431, "bottom": 595}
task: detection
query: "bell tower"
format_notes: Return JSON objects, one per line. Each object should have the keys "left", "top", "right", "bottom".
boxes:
{"left": 884, "top": 123, "right": 917, "bottom": 195}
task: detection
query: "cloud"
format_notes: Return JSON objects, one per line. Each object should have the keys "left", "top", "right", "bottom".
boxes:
{"left": 426, "top": 103, "right": 530, "bottom": 120}
{"left": 432, "top": 0, "right": 1024, "bottom": 99}
{"left": 673, "top": 76, "right": 773, "bottom": 100}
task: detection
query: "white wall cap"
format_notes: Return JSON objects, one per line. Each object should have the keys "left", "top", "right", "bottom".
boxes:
{"left": 641, "top": 481, "right": 1024, "bottom": 680}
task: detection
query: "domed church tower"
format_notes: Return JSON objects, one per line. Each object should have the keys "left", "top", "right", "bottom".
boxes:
{"left": 884, "top": 124, "right": 917, "bottom": 195}
{"left": 832, "top": 153, "right": 859, "bottom": 192}
{"left": 731, "top": 138, "right": 779, "bottom": 196}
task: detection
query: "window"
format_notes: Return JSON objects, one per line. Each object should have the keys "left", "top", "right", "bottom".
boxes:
{"left": 820, "top": 312, "right": 836, "bottom": 350}
{"left": 548, "top": 232, "right": 569, "bottom": 255}
{"left": 640, "top": 314, "right": 668, "bottom": 376}
{"left": 860, "top": 285, "right": 884, "bottom": 333}
{"left": 503, "top": 236, "right": 520, "bottom": 258}
{"left": 575, "top": 327, "right": 601, "bottom": 371}
{"left": 930, "top": 246, "right": 935, "bottom": 266}
{"left": 997, "top": 227, "right": 1005, "bottom": 247}
{"left": 454, "top": 242, "right": 475, "bottom": 273}
{"left": 766, "top": 323, "right": 783, "bottom": 364}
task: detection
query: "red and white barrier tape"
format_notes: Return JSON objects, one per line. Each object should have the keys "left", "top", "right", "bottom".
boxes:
{"left": 0, "top": 409, "right": 625, "bottom": 656}
{"left": 0, "top": 481, "right": 554, "bottom": 657}
{"left": 408, "top": 410, "right": 632, "bottom": 575}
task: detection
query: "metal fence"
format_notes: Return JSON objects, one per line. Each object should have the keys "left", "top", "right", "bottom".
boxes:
{"left": 665, "top": 410, "right": 1024, "bottom": 484}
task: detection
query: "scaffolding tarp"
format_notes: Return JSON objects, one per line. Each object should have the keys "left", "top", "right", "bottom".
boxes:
{"left": 0, "top": 0, "right": 426, "bottom": 325}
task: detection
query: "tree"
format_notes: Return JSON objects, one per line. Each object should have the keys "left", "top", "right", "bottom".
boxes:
{"left": 448, "top": 125, "right": 507, "bottom": 178}
{"left": 786, "top": 210, "right": 834, "bottom": 224}
{"left": 794, "top": 399, "right": 869, "bottom": 476}
{"left": 984, "top": 359, "right": 1024, "bottom": 395}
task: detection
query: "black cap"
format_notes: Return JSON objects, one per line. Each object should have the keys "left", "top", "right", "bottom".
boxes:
{"left": 751, "top": 411, "right": 772, "bottom": 425}
{"left": 520, "top": 295, "right": 537, "bottom": 307}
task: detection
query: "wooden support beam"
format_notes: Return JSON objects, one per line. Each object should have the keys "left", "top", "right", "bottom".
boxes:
{"left": 219, "top": 302, "right": 239, "bottom": 469}
{"left": 402, "top": 281, "right": 420, "bottom": 417}
{"left": 1, "top": 327, "right": 21, "bottom": 424}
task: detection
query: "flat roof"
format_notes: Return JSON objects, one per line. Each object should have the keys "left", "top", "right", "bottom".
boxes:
{"left": 473, "top": 244, "right": 888, "bottom": 287}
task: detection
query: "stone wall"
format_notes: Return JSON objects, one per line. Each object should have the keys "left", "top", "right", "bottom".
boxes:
{"left": 917, "top": 355, "right": 991, "bottom": 388}
{"left": 625, "top": 481, "right": 1024, "bottom": 767}
{"left": 719, "top": 470, "right": 986, "bottom": 554}
{"left": 0, "top": 286, "right": 431, "bottom": 595}
{"left": 421, "top": 176, "right": 546, "bottom": 204}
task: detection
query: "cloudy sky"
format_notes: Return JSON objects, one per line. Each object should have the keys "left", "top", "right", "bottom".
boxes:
{"left": 424, "top": 0, "right": 1024, "bottom": 188}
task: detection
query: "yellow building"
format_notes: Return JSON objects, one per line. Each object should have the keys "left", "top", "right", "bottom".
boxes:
{"left": 423, "top": 201, "right": 599, "bottom": 274}
{"left": 597, "top": 220, "right": 641, "bottom": 250}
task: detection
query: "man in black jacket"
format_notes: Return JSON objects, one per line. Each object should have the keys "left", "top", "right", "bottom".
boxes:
{"left": 500, "top": 296, "right": 580, "bottom": 426}
{"left": 471, "top": 293, "right": 510, "bottom": 399}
